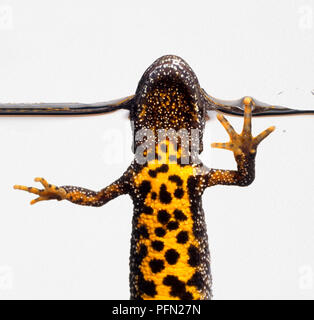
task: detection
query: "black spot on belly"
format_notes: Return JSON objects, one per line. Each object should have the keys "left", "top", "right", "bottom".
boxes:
{"left": 138, "top": 274, "right": 157, "bottom": 297}
{"left": 165, "top": 249, "right": 180, "bottom": 265}
{"left": 181, "top": 292, "right": 194, "bottom": 300}
{"left": 142, "top": 205, "right": 153, "bottom": 214}
{"left": 174, "top": 209, "right": 187, "bottom": 221}
{"left": 167, "top": 221, "right": 179, "bottom": 230}
{"left": 138, "top": 244, "right": 148, "bottom": 260}
{"left": 147, "top": 164, "right": 169, "bottom": 180}
{"left": 188, "top": 245, "right": 201, "bottom": 267}
{"left": 151, "top": 240, "right": 164, "bottom": 251}
{"left": 163, "top": 275, "right": 193, "bottom": 300}
{"left": 135, "top": 244, "right": 148, "bottom": 265}
{"left": 155, "top": 227, "right": 166, "bottom": 237}
{"left": 151, "top": 192, "right": 157, "bottom": 200}
{"left": 158, "top": 164, "right": 169, "bottom": 173}
{"left": 163, "top": 275, "right": 185, "bottom": 296}
{"left": 177, "top": 231, "right": 189, "bottom": 244}
{"left": 148, "top": 170, "right": 157, "bottom": 178}
{"left": 187, "top": 271, "right": 204, "bottom": 291}
{"left": 157, "top": 210, "right": 170, "bottom": 224}
{"left": 138, "top": 225, "right": 149, "bottom": 239}
{"left": 149, "top": 259, "right": 165, "bottom": 273}
{"left": 139, "top": 180, "right": 151, "bottom": 198}
{"left": 168, "top": 175, "right": 183, "bottom": 186}
{"left": 174, "top": 188, "right": 184, "bottom": 199}
{"left": 159, "top": 184, "right": 172, "bottom": 204}
{"left": 187, "top": 176, "right": 197, "bottom": 198}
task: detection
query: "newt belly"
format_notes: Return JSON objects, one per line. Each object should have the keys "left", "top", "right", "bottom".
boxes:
{"left": 129, "top": 142, "right": 211, "bottom": 300}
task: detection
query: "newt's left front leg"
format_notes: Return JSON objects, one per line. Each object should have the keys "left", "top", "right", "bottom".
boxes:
{"left": 14, "top": 174, "right": 130, "bottom": 207}
{"left": 203, "top": 97, "right": 275, "bottom": 188}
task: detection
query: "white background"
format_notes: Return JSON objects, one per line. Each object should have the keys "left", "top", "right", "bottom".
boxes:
{"left": 0, "top": 0, "right": 313, "bottom": 300}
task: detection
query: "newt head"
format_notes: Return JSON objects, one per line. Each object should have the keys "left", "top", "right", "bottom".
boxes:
{"left": 130, "top": 55, "right": 206, "bottom": 154}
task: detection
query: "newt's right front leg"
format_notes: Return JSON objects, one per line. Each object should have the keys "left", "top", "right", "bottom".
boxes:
{"left": 203, "top": 97, "right": 275, "bottom": 188}
{"left": 14, "top": 176, "right": 128, "bottom": 207}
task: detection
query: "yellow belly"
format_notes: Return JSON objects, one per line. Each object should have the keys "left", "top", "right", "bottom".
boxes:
{"left": 134, "top": 161, "right": 203, "bottom": 300}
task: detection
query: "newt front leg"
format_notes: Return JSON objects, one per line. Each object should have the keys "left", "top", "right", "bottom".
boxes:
{"left": 14, "top": 174, "right": 130, "bottom": 207}
{"left": 205, "top": 97, "right": 275, "bottom": 187}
